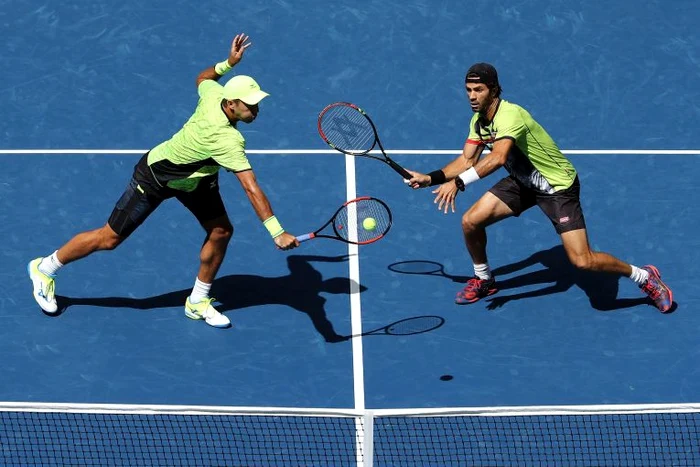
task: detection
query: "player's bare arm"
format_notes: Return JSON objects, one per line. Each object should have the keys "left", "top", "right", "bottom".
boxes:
{"left": 470, "top": 138, "right": 510, "bottom": 178}
{"left": 196, "top": 33, "right": 252, "bottom": 86}
{"left": 406, "top": 140, "right": 484, "bottom": 189}
{"left": 443, "top": 141, "right": 485, "bottom": 180}
{"left": 234, "top": 170, "right": 299, "bottom": 250}
{"left": 430, "top": 143, "right": 484, "bottom": 213}
{"left": 430, "top": 138, "right": 510, "bottom": 213}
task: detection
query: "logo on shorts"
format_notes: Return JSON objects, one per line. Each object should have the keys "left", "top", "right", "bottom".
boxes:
{"left": 559, "top": 216, "right": 570, "bottom": 223}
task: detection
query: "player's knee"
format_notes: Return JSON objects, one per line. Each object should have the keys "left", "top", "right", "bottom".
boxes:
{"left": 461, "top": 212, "right": 479, "bottom": 234}
{"left": 568, "top": 252, "right": 594, "bottom": 271}
{"left": 100, "top": 228, "right": 124, "bottom": 250}
{"left": 209, "top": 224, "right": 233, "bottom": 244}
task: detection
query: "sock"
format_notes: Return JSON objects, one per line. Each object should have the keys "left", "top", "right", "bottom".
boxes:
{"left": 629, "top": 265, "right": 649, "bottom": 287}
{"left": 38, "top": 251, "right": 63, "bottom": 276}
{"left": 473, "top": 263, "right": 492, "bottom": 281}
{"left": 189, "top": 278, "right": 212, "bottom": 303}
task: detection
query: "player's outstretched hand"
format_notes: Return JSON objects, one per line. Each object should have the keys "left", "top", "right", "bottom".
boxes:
{"left": 405, "top": 170, "right": 432, "bottom": 189}
{"left": 432, "top": 181, "right": 459, "bottom": 213}
{"left": 275, "top": 232, "right": 300, "bottom": 250}
{"left": 228, "top": 33, "right": 252, "bottom": 67}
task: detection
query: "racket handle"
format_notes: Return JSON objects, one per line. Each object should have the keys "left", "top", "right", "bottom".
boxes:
{"left": 387, "top": 159, "right": 412, "bottom": 180}
{"left": 296, "top": 233, "right": 315, "bottom": 243}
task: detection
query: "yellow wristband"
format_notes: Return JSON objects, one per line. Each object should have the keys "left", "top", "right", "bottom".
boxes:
{"left": 214, "top": 59, "right": 232, "bottom": 76}
{"left": 263, "top": 216, "right": 285, "bottom": 238}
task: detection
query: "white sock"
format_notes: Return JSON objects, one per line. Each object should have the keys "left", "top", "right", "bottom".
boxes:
{"left": 629, "top": 265, "right": 649, "bottom": 286}
{"left": 38, "top": 251, "right": 63, "bottom": 276}
{"left": 189, "top": 278, "right": 212, "bottom": 303}
{"left": 473, "top": 263, "right": 492, "bottom": 281}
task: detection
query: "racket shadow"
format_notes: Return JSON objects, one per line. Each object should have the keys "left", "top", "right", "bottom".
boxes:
{"left": 344, "top": 315, "right": 446, "bottom": 339}
{"left": 387, "top": 260, "right": 470, "bottom": 283}
{"left": 54, "top": 254, "right": 366, "bottom": 342}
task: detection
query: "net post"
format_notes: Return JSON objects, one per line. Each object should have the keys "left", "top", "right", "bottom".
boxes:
{"left": 362, "top": 410, "right": 374, "bottom": 467}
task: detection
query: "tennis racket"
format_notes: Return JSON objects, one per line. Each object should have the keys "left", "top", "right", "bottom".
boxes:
{"left": 296, "top": 196, "right": 392, "bottom": 245}
{"left": 318, "top": 102, "right": 412, "bottom": 180}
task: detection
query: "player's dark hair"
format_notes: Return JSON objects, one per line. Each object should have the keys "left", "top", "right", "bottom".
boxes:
{"left": 489, "top": 82, "right": 502, "bottom": 98}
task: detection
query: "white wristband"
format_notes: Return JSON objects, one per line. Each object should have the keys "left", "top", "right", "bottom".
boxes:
{"left": 458, "top": 167, "right": 480, "bottom": 187}
{"left": 214, "top": 59, "right": 232, "bottom": 76}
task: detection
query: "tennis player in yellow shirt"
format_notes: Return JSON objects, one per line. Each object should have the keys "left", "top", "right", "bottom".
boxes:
{"left": 28, "top": 34, "right": 299, "bottom": 328}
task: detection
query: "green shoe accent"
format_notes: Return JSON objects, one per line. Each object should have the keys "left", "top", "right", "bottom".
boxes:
{"left": 184, "top": 297, "right": 231, "bottom": 328}
{"left": 28, "top": 257, "right": 58, "bottom": 313}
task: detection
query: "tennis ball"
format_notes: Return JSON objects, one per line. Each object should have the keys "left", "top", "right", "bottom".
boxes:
{"left": 362, "top": 217, "right": 377, "bottom": 231}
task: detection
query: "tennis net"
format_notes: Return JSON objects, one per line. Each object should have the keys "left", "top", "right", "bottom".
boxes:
{"left": 1, "top": 402, "right": 699, "bottom": 466}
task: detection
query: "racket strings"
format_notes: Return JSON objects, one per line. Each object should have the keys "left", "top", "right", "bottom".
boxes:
{"left": 334, "top": 199, "right": 391, "bottom": 244}
{"left": 320, "top": 106, "right": 375, "bottom": 154}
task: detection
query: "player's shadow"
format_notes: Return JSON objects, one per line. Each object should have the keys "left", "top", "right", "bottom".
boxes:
{"left": 390, "top": 245, "right": 663, "bottom": 312}
{"left": 486, "top": 245, "right": 660, "bottom": 312}
{"left": 55, "top": 254, "right": 365, "bottom": 342}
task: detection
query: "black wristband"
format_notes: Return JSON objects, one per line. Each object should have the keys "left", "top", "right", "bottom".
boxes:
{"left": 428, "top": 170, "right": 446, "bottom": 186}
{"left": 455, "top": 176, "right": 465, "bottom": 192}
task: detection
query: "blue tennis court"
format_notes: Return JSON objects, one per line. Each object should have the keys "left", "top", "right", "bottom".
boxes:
{"left": 2, "top": 0, "right": 700, "bottom": 465}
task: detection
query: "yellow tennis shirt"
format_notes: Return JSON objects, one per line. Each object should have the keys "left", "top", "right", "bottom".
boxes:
{"left": 467, "top": 100, "right": 576, "bottom": 194}
{"left": 147, "top": 80, "right": 252, "bottom": 192}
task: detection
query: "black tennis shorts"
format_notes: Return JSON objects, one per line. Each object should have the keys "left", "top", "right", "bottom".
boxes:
{"left": 107, "top": 153, "right": 227, "bottom": 238}
{"left": 489, "top": 175, "right": 586, "bottom": 234}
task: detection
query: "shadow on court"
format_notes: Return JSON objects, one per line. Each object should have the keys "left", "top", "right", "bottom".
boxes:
{"left": 353, "top": 315, "right": 446, "bottom": 339}
{"left": 487, "top": 245, "right": 656, "bottom": 312}
{"left": 390, "top": 245, "right": 657, "bottom": 312}
{"left": 55, "top": 255, "right": 365, "bottom": 343}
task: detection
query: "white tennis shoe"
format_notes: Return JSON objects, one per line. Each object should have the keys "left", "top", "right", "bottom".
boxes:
{"left": 28, "top": 258, "right": 58, "bottom": 314}
{"left": 185, "top": 297, "right": 231, "bottom": 328}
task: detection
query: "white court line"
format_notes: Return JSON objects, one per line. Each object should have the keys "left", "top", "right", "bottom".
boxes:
{"left": 345, "top": 154, "right": 365, "bottom": 413}
{"left": 1, "top": 149, "right": 700, "bottom": 155}
{"left": 344, "top": 154, "right": 368, "bottom": 467}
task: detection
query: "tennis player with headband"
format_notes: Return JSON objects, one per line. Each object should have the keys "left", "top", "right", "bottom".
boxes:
{"left": 28, "top": 34, "right": 299, "bottom": 328}
{"left": 406, "top": 63, "right": 673, "bottom": 312}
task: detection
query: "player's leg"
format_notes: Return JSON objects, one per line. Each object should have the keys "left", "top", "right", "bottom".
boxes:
{"left": 462, "top": 192, "right": 516, "bottom": 263}
{"left": 196, "top": 214, "right": 234, "bottom": 284}
{"left": 538, "top": 177, "right": 626, "bottom": 273}
{"left": 177, "top": 174, "right": 232, "bottom": 328}
{"left": 540, "top": 177, "right": 673, "bottom": 312}
{"left": 28, "top": 175, "right": 163, "bottom": 313}
{"left": 456, "top": 176, "right": 528, "bottom": 304}
{"left": 53, "top": 225, "right": 125, "bottom": 266}
{"left": 559, "top": 229, "right": 630, "bottom": 275}
{"left": 560, "top": 229, "right": 672, "bottom": 312}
